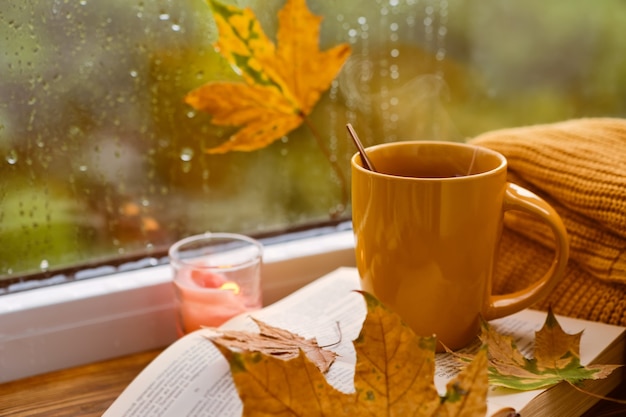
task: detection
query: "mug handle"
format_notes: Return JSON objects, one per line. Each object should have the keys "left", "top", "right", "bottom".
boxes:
{"left": 483, "top": 183, "right": 570, "bottom": 321}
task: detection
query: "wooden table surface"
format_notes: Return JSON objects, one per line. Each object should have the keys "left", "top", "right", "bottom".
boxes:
{"left": 0, "top": 349, "right": 162, "bottom": 417}
{"left": 0, "top": 348, "right": 624, "bottom": 416}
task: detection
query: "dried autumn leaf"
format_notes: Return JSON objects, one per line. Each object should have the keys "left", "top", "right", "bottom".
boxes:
{"left": 479, "top": 308, "right": 621, "bottom": 391}
{"left": 206, "top": 317, "right": 337, "bottom": 373}
{"left": 436, "top": 346, "right": 488, "bottom": 417}
{"left": 185, "top": 0, "right": 351, "bottom": 154}
{"left": 352, "top": 291, "right": 441, "bottom": 415}
{"left": 210, "top": 291, "right": 489, "bottom": 417}
{"left": 212, "top": 345, "right": 354, "bottom": 416}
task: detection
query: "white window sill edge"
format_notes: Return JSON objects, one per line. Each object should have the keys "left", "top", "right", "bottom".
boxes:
{"left": 0, "top": 230, "right": 356, "bottom": 383}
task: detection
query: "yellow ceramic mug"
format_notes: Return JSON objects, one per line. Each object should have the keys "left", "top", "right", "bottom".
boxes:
{"left": 351, "top": 141, "right": 569, "bottom": 350}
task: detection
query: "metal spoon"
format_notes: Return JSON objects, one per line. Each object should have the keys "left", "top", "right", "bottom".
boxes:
{"left": 346, "top": 123, "right": 377, "bottom": 172}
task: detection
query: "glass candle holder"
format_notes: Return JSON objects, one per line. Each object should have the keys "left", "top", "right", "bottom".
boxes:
{"left": 169, "top": 232, "right": 263, "bottom": 335}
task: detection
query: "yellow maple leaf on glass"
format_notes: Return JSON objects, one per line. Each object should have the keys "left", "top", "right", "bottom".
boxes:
{"left": 185, "top": 0, "right": 352, "bottom": 155}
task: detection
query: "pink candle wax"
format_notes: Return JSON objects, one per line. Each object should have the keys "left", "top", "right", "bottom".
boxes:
{"left": 174, "top": 268, "right": 249, "bottom": 333}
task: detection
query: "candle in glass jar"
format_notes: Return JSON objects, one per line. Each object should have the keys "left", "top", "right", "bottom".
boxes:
{"left": 174, "top": 267, "right": 253, "bottom": 332}
{"left": 169, "top": 233, "right": 264, "bottom": 336}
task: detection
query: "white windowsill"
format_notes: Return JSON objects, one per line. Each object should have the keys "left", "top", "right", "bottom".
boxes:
{"left": 0, "top": 230, "right": 356, "bottom": 383}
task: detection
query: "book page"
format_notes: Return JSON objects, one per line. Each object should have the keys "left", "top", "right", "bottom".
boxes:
{"left": 102, "top": 331, "right": 242, "bottom": 417}
{"left": 104, "top": 267, "right": 364, "bottom": 416}
{"left": 105, "top": 267, "right": 625, "bottom": 416}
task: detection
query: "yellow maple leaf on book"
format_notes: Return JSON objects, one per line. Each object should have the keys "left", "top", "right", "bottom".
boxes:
{"left": 185, "top": 0, "right": 351, "bottom": 154}
{"left": 209, "top": 291, "right": 490, "bottom": 417}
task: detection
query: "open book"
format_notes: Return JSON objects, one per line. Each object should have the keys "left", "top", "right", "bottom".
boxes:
{"left": 104, "top": 267, "right": 625, "bottom": 417}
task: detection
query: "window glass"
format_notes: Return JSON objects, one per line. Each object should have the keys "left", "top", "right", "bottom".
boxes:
{"left": 2, "top": 0, "right": 625, "bottom": 288}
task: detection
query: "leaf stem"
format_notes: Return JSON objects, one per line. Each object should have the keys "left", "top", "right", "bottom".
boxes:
{"left": 320, "top": 321, "right": 343, "bottom": 348}
{"left": 301, "top": 115, "right": 349, "bottom": 218}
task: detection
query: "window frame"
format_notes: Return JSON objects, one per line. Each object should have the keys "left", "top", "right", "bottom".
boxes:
{"left": 0, "top": 228, "right": 356, "bottom": 383}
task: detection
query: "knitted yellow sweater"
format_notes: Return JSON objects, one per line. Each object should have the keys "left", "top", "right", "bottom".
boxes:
{"left": 469, "top": 118, "right": 626, "bottom": 326}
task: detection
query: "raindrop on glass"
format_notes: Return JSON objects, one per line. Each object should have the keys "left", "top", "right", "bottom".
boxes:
{"left": 180, "top": 147, "right": 194, "bottom": 162}
{"left": 40, "top": 259, "right": 49, "bottom": 271}
{"left": 6, "top": 150, "right": 18, "bottom": 165}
